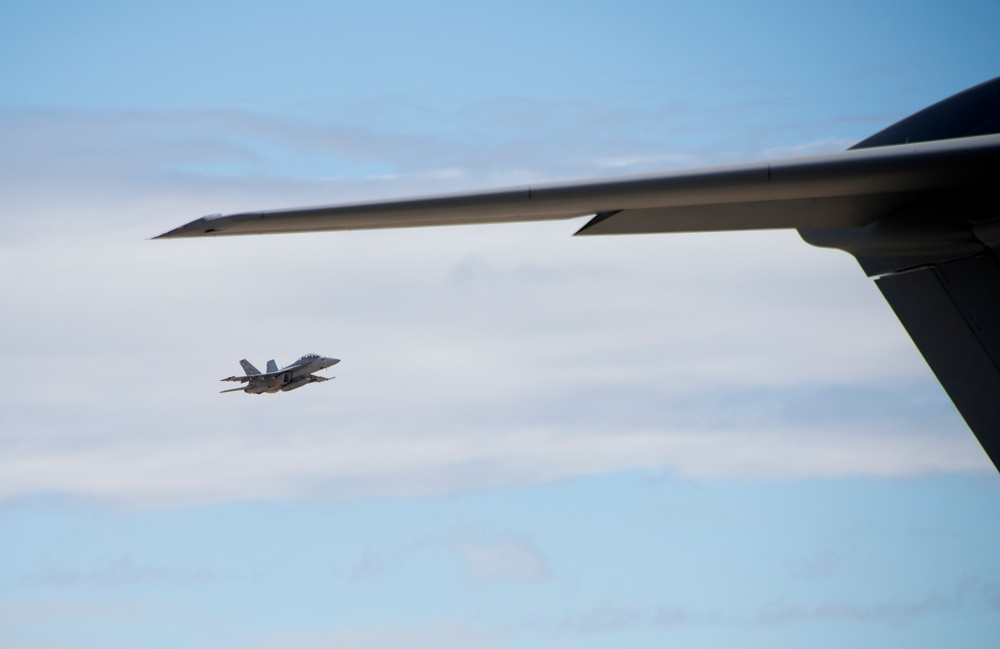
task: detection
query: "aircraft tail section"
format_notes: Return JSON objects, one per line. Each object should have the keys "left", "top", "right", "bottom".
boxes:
{"left": 240, "top": 359, "right": 261, "bottom": 376}
{"left": 266, "top": 359, "right": 279, "bottom": 373}
{"left": 799, "top": 76, "right": 1000, "bottom": 472}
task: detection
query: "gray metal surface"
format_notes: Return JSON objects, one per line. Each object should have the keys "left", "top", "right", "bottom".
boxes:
{"left": 222, "top": 354, "right": 339, "bottom": 394}
{"left": 876, "top": 256, "right": 1000, "bottom": 466}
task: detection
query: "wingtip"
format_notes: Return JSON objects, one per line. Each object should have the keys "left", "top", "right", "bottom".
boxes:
{"left": 152, "top": 223, "right": 195, "bottom": 240}
{"left": 152, "top": 214, "right": 224, "bottom": 240}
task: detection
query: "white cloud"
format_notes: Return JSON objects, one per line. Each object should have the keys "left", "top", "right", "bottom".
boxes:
{"left": 0, "top": 416, "right": 986, "bottom": 509}
{"left": 0, "top": 105, "right": 989, "bottom": 510}
{"left": 760, "top": 137, "right": 856, "bottom": 159}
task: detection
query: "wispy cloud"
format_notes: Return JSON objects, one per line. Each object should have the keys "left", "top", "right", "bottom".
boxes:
{"left": 755, "top": 579, "right": 1000, "bottom": 626}
{"left": 248, "top": 623, "right": 503, "bottom": 649}
{"left": 458, "top": 538, "right": 549, "bottom": 584}
{"left": 21, "top": 555, "right": 225, "bottom": 589}
{"left": 527, "top": 579, "right": 1000, "bottom": 637}
{"left": 1, "top": 97, "right": 864, "bottom": 239}
{"left": 0, "top": 222, "right": 988, "bottom": 507}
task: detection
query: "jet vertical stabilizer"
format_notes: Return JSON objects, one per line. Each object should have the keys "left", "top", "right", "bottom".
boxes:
{"left": 239, "top": 359, "right": 261, "bottom": 376}
{"left": 266, "top": 360, "right": 279, "bottom": 373}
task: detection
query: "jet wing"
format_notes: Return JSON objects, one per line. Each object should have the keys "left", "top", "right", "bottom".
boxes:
{"left": 221, "top": 369, "right": 293, "bottom": 382}
{"left": 167, "top": 77, "right": 1000, "bottom": 472}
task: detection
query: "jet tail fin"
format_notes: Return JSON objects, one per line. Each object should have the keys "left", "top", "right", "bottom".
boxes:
{"left": 875, "top": 255, "right": 1000, "bottom": 470}
{"left": 266, "top": 359, "right": 278, "bottom": 373}
{"left": 240, "top": 359, "right": 261, "bottom": 376}
{"left": 800, "top": 76, "right": 1000, "bottom": 472}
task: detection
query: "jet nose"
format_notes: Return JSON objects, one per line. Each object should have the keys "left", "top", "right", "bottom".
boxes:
{"left": 326, "top": 358, "right": 341, "bottom": 367}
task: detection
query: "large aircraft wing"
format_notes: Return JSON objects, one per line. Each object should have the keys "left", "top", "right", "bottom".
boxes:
{"left": 161, "top": 77, "right": 1000, "bottom": 472}
{"left": 155, "top": 134, "right": 998, "bottom": 240}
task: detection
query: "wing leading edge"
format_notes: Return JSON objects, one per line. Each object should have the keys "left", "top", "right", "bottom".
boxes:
{"left": 159, "top": 77, "right": 1000, "bottom": 472}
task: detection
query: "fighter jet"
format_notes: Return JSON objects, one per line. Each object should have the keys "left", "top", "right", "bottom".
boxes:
{"left": 161, "top": 77, "right": 1000, "bottom": 471}
{"left": 221, "top": 353, "right": 339, "bottom": 394}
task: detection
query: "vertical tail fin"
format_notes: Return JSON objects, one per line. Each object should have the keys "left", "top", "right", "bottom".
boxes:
{"left": 266, "top": 360, "right": 279, "bottom": 373}
{"left": 802, "top": 77, "right": 1000, "bottom": 472}
{"left": 240, "top": 359, "right": 261, "bottom": 376}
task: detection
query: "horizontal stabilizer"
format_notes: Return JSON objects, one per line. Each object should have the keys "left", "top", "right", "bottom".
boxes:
{"left": 220, "top": 386, "right": 248, "bottom": 394}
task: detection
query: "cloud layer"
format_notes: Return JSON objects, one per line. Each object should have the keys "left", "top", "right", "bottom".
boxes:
{"left": 0, "top": 104, "right": 990, "bottom": 509}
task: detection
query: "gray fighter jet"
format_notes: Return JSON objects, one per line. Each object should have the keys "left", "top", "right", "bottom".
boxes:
{"left": 221, "top": 354, "right": 339, "bottom": 394}
{"left": 161, "top": 78, "right": 1000, "bottom": 471}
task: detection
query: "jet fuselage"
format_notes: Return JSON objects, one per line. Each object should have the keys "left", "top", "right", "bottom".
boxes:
{"left": 225, "top": 354, "right": 339, "bottom": 394}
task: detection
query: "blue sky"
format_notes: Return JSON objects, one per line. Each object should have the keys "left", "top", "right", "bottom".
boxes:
{"left": 1, "top": 1, "right": 999, "bottom": 647}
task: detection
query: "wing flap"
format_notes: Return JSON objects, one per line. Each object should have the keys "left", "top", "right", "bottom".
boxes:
{"left": 578, "top": 135, "right": 1000, "bottom": 235}
{"left": 575, "top": 194, "right": 910, "bottom": 236}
